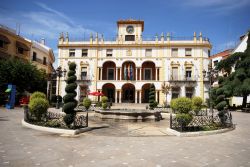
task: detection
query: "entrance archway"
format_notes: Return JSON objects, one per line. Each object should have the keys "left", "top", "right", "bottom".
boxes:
{"left": 102, "top": 83, "right": 116, "bottom": 102}
{"left": 141, "top": 83, "right": 151, "bottom": 103}
{"left": 122, "top": 83, "right": 135, "bottom": 103}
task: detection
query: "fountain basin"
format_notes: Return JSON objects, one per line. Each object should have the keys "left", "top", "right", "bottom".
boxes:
{"left": 94, "top": 109, "right": 161, "bottom": 121}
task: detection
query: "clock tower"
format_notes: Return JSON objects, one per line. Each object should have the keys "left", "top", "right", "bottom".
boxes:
{"left": 117, "top": 19, "right": 144, "bottom": 42}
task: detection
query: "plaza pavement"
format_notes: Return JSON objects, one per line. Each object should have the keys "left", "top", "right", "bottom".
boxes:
{"left": 0, "top": 107, "right": 250, "bottom": 167}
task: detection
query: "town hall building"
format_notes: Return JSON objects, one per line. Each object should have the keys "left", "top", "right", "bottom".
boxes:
{"left": 57, "top": 19, "right": 211, "bottom": 105}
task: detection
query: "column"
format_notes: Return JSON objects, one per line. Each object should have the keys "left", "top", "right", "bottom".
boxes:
{"left": 120, "top": 67, "right": 122, "bottom": 80}
{"left": 115, "top": 90, "right": 118, "bottom": 103}
{"left": 156, "top": 90, "right": 158, "bottom": 103}
{"left": 139, "top": 90, "right": 142, "bottom": 103}
{"left": 116, "top": 68, "right": 118, "bottom": 80}
{"left": 119, "top": 90, "right": 122, "bottom": 103}
{"left": 155, "top": 68, "right": 158, "bottom": 81}
{"left": 140, "top": 68, "right": 142, "bottom": 80}
{"left": 181, "top": 86, "right": 186, "bottom": 97}
{"left": 135, "top": 91, "right": 138, "bottom": 103}
{"left": 135, "top": 68, "right": 138, "bottom": 80}
{"left": 100, "top": 68, "right": 103, "bottom": 80}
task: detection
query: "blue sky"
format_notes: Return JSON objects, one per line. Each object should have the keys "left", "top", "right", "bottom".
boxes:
{"left": 1, "top": 0, "right": 250, "bottom": 67}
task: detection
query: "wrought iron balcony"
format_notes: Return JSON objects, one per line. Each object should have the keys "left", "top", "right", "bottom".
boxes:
{"left": 78, "top": 75, "right": 91, "bottom": 81}
{"left": 169, "top": 75, "right": 197, "bottom": 82}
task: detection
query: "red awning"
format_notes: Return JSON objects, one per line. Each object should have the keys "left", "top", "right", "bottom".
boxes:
{"left": 88, "top": 91, "right": 104, "bottom": 96}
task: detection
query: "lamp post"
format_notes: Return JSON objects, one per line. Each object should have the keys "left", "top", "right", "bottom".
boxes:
{"left": 53, "top": 66, "right": 67, "bottom": 109}
{"left": 202, "top": 62, "right": 218, "bottom": 118}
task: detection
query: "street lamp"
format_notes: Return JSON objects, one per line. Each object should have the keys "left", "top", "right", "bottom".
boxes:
{"left": 202, "top": 62, "right": 218, "bottom": 118}
{"left": 53, "top": 66, "right": 67, "bottom": 109}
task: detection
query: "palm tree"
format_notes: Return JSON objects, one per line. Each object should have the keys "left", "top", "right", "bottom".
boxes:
{"left": 161, "top": 81, "right": 171, "bottom": 107}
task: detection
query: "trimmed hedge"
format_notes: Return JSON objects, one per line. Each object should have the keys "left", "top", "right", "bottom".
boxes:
{"left": 30, "top": 91, "right": 46, "bottom": 101}
{"left": 175, "top": 97, "right": 192, "bottom": 114}
{"left": 192, "top": 97, "right": 203, "bottom": 115}
{"left": 28, "top": 97, "right": 49, "bottom": 121}
{"left": 176, "top": 113, "right": 193, "bottom": 127}
{"left": 83, "top": 98, "right": 92, "bottom": 110}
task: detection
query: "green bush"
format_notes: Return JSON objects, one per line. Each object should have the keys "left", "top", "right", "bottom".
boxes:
{"left": 175, "top": 97, "right": 192, "bottom": 114}
{"left": 63, "top": 114, "right": 75, "bottom": 126}
{"left": 102, "top": 102, "right": 108, "bottom": 110}
{"left": 101, "top": 96, "right": 108, "bottom": 103}
{"left": 216, "top": 101, "right": 227, "bottom": 111}
{"left": 63, "top": 62, "right": 77, "bottom": 127}
{"left": 192, "top": 97, "right": 203, "bottom": 115}
{"left": 30, "top": 91, "right": 46, "bottom": 101}
{"left": 216, "top": 88, "right": 224, "bottom": 96}
{"left": 170, "top": 99, "right": 177, "bottom": 111}
{"left": 176, "top": 113, "right": 193, "bottom": 127}
{"left": 83, "top": 98, "right": 92, "bottom": 110}
{"left": 149, "top": 84, "right": 156, "bottom": 109}
{"left": 45, "top": 120, "right": 61, "bottom": 128}
{"left": 28, "top": 98, "right": 49, "bottom": 121}
{"left": 216, "top": 95, "right": 225, "bottom": 103}
{"left": 65, "top": 83, "right": 77, "bottom": 92}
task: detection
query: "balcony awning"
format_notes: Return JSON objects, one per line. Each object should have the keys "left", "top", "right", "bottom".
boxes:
{"left": 0, "top": 34, "right": 11, "bottom": 44}
{"left": 16, "top": 41, "right": 30, "bottom": 51}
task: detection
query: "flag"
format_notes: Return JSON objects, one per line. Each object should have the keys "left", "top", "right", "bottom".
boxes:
{"left": 130, "top": 64, "right": 133, "bottom": 80}
{"left": 127, "top": 64, "right": 130, "bottom": 80}
{"left": 124, "top": 66, "right": 126, "bottom": 80}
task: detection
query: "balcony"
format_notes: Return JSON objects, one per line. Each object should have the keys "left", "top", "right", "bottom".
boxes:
{"left": 169, "top": 75, "right": 198, "bottom": 82}
{"left": 32, "top": 58, "right": 47, "bottom": 66}
{"left": 78, "top": 75, "right": 91, "bottom": 81}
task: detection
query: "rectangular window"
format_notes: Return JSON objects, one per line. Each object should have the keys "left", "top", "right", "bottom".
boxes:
{"left": 186, "top": 87, "right": 194, "bottom": 98}
{"left": 106, "top": 49, "right": 113, "bottom": 57}
{"left": 185, "top": 48, "right": 192, "bottom": 56}
{"left": 82, "top": 49, "right": 88, "bottom": 57}
{"left": 81, "top": 67, "right": 87, "bottom": 80}
{"left": 43, "top": 57, "right": 47, "bottom": 65}
{"left": 145, "top": 49, "right": 152, "bottom": 57}
{"left": 171, "top": 48, "right": 178, "bottom": 57}
{"left": 171, "top": 67, "right": 178, "bottom": 80}
{"left": 69, "top": 49, "right": 75, "bottom": 57}
{"left": 172, "top": 87, "right": 180, "bottom": 99}
{"left": 17, "top": 47, "right": 24, "bottom": 54}
{"left": 125, "top": 35, "right": 135, "bottom": 41}
{"left": 185, "top": 67, "right": 192, "bottom": 79}
{"left": 32, "top": 52, "right": 37, "bottom": 61}
{"left": 144, "top": 68, "right": 152, "bottom": 80}
{"left": 107, "top": 68, "right": 114, "bottom": 80}
{"left": 208, "top": 50, "right": 211, "bottom": 57}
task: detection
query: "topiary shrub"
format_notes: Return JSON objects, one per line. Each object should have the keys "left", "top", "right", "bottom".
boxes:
{"left": 149, "top": 84, "right": 156, "bottom": 110}
{"left": 192, "top": 96, "right": 203, "bottom": 115}
{"left": 83, "top": 98, "right": 92, "bottom": 110}
{"left": 102, "top": 102, "right": 108, "bottom": 110}
{"left": 216, "top": 101, "right": 227, "bottom": 111}
{"left": 175, "top": 97, "right": 192, "bottom": 114}
{"left": 101, "top": 96, "right": 108, "bottom": 103}
{"left": 28, "top": 97, "right": 49, "bottom": 121}
{"left": 30, "top": 91, "right": 46, "bottom": 101}
{"left": 63, "top": 62, "right": 77, "bottom": 127}
{"left": 176, "top": 113, "right": 193, "bottom": 127}
{"left": 170, "top": 98, "right": 177, "bottom": 112}
{"left": 101, "top": 96, "right": 108, "bottom": 110}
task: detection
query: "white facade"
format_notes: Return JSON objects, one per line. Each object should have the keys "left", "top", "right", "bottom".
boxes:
{"left": 58, "top": 20, "right": 211, "bottom": 104}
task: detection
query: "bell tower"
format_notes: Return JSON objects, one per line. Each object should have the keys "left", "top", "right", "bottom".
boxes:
{"left": 117, "top": 19, "right": 144, "bottom": 42}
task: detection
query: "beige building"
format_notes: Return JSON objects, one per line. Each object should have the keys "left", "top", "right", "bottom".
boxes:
{"left": 0, "top": 24, "right": 55, "bottom": 74}
{"left": 0, "top": 24, "right": 31, "bottom": 61}
{"left": 58, "top": 19, "right": 211, "bottom": 104}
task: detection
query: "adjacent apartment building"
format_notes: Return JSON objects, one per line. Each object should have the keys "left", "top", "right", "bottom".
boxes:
{"left": 0, "top": 24, "right": 55, "bottom": 74}
{"left": 58, "top": 19, "right": 211, "bottom": 104}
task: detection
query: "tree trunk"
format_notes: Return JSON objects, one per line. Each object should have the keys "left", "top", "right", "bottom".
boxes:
{"left": 242, "top": 94, "right": 248, "bottom": 108}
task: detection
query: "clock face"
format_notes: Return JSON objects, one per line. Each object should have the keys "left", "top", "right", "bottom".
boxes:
{"left": 126, "top": 25, "right": 134, "bottom": 34}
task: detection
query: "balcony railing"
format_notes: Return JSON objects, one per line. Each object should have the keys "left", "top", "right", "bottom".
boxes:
{"left": 169, "top": 75, "right": 198, "bottom": 82}
{"left": 32, "top": 58, "right": 47, "bottom": 65}
{"left": 78, "top": 75, "right": 91, "bottom": 81}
